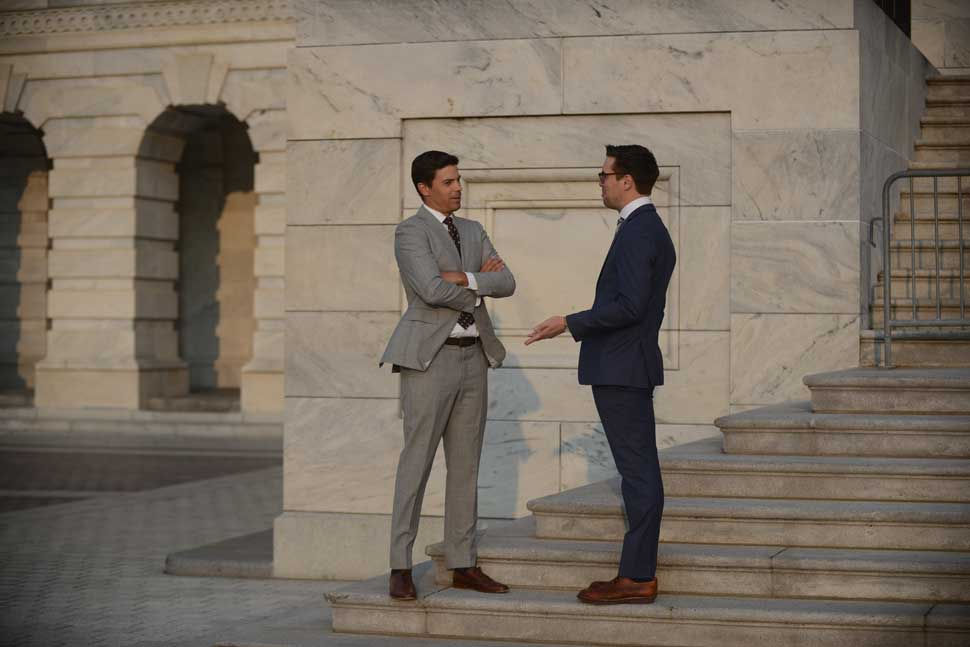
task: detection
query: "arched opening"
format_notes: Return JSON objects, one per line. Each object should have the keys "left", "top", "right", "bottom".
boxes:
{"left": 142, "top": 105, "right": 257, "bottom": 410}
{"left": 0, "top": 112, "right": 49, "bottom": 405}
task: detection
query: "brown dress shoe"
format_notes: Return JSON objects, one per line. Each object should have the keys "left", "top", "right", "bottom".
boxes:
{"left": 389, "top": 569, "right": 416, "bottom": 600}
{"left": 452, "top": 566, "right": 509, "bottom": 594}
{"left": 577, "top": 576, "right": 658, "bottom": 605}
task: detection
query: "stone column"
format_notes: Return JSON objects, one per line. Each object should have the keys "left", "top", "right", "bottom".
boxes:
{"left": 240, "top": 146, "right": 284, "bottom": 413}
{"left": 35, "top": 122, "right": 188, "bottom": 409}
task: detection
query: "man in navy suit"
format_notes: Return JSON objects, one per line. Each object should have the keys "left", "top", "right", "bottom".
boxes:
{"left": 526, "top": 144, "right": 675, "bottom": 605}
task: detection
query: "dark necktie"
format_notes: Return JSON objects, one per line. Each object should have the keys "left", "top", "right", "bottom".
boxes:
{"left": 616, "top": 216, "right": 625, "bottom": 233}
{"left": 443, "top": 215, "right": 475, "bottom": 330}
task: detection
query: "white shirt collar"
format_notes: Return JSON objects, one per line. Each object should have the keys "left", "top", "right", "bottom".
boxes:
{"left": 617, "top": 195, "right": 653, "bottom": 222}
{"left": 424, "top": 204, "right": 451, "bottom": 223}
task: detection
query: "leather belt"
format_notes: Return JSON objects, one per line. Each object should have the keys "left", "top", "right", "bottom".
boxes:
{"left": 444, "top": 337, "right": 480, "bottom": 347}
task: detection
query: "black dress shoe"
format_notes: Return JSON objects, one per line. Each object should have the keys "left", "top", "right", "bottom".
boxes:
{"left": 389, "top": 569, "right": 416, "bottom": 600}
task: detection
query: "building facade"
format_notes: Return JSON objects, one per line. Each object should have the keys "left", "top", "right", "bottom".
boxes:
{"left": 0, "top": 0, "right": 960, "bottom": 579}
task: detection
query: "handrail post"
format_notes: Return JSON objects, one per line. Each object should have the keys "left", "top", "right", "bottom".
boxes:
{"left": 882, "top": 174, "right": 894, "bottom": 368}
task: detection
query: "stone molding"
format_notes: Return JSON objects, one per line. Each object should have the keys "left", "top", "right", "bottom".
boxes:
{"left": 0, "top": 0, "right": 292, "bottom": 38}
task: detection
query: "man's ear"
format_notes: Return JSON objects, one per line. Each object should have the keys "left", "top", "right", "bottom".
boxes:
{"left": 417, "top": 182, "right": 431, "bottom": 198}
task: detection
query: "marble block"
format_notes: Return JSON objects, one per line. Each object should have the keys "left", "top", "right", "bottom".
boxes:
{"left": 734, "top": 130, "right": 861, "bottom": 222}
{"left": 284, "top": 225, "right": 398, "bottom": 311}
{"left": 403, "top": 113, "right": 731, "bottom": 208}
{"left": 285, "top": 398, "right": 557, "bottom": 519}
{"left": 288, "top": 39, "right": 562, "bottom": 139}
{"left": 730, "top": 313, "right": 860, "bottom": 406}
{"left": 945, "top": 20, "right": 970, "bottom": 67}
{"left": 476, "top": 420, "right": 560, "bottom": 518}
{"left": 560, "top": 422, "right": 720, "bottom": 491}
{"left": 654, "top": 331, "right": 730, "bottom": 425}
{"left": 288, "top": 139, "right": 401, "bottom": 225}
{"left": 286, "top": 311, "right": 399, "bottom": 398}
{"left": 219, "top": 68, "right": 287, "bottom": 121}
{"left": 563, "top": 31, "right": 858, "bottom": 130}
{"left": 680, "top": 207, "right": 730, "bottom": 331}
{"left": 487, "top": 367, "right": 597, "bottom": 422}
{"left": 298, "top": 0, "right": 852, "bottom": 47}
{"left": 43, "top": 115, "right": 169, "bottom": 159}
{"left": 731, "top": 221, "right": 860, "bottom": 314}
{"left": 285, "top": 397, "right": 420, "bottom": 514}
{"left": 18, "top": 76, "right": 166, "bottom": 129}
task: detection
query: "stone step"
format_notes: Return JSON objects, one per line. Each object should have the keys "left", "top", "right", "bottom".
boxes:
{"left": 657, "top": 437, "right": 970, "bottom": 502}
{"left": 923, "top": 105, "right": 970, "bottom": 123}
{"left": 913, "top": 145, "right": 970, "bottom": 166}
{"left": 927, "top": 78, "right": 970, "bottom": 103}
{"left": 426, "top": 529, "right": 970, "bottom": 602}
{"left": 889, "top": 239, "right": 970, "bottom": 270}
{"left": 145, "top": 388, "right": 240, "bottom": 412}
{"left": 860, "top": 330, "right": 970, "bottom": 369}
{"left": 891, "top": 218, "right": 969, "bottom": 240}
{"left": 804, "top": 367, "right": 970, "bottom": 415}
{"left": 327, "top": 565, "right": 970, "bottom": 647}
{"left": 920, "top": 124, "right": 970, "bottom": 143}
{"left": 903, "top": 173, "right": 970, "bottom": 192}
{"left": 528, "top": 480, "right": 970, "bottom": 550}
{"left": 876, "top": 270, "right": 969, "bottom": 300}
{"left": 894, "top": 193, "right": 970, "bottom": 220}
{"left": 870, "top": 299, "right": 967, "bottom": 326}
{"left": 715, "top": 401, "right": 970, "bottom": 457}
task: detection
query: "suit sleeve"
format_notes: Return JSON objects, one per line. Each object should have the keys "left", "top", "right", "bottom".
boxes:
{"left": 395, "top": 221, "right": 476, "bottom": 313}
{"left": 565, "top": 230, "right": 655, "bottom": 341}
{"left": 471, "top": 224, "right": 516, "bottom": 298}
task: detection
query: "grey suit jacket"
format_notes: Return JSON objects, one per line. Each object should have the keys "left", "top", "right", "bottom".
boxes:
{"left": 381, "top": 205, "right": 516, "bottom": 371}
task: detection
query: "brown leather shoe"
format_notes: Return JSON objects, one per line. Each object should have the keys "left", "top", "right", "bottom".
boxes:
{"left": 389, "top": 569, "right": 416, "bottom": 600}
{"left": 452, "top": 566, "right": 509, "bottom": 594}
{"left": 577, "top": 576, "right": 658, "bottom": 605}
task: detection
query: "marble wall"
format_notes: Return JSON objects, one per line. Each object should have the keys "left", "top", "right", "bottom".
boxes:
{"left": 912, "top": 0, "right": 970, "bottom": 75}
{"left": 279, "top": 0, "right": 932, "bottom": 578}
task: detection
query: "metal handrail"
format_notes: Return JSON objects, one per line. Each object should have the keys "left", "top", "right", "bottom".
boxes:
{"left": 880, "top": 168, "right": 970, "bottom": 367}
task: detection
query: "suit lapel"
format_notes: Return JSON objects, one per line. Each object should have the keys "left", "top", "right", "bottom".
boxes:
{"left": 593, "top": 204, "right": 653, "bottom": 289}
{"left": 417, "top": 206, "right": 462, "bottom": 268}
{"left": 454, "top": 216, "right": 478, "bottom": 272}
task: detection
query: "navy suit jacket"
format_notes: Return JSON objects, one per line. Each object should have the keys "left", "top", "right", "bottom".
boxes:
{"left": 565, "top": 203, "right": 676, "bottom": 389}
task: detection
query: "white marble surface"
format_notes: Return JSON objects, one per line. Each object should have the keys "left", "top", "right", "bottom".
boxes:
{"left": 560, "top": 422, "right": 720, "bottom": 490}
{"left": 288, "top": 39, "right": 562, "bottom": 139}
{"left": 296, "top": 0, "right": 852, "bottom": 47}
{"left": 562, "top": 31, "right": 859, "bottom": 130}
{"left": 288, "top": 139, "right": 400, "bottom": 225}
{"left": 487, "top": 367, "right": 597, "bottom": 422}
{"left": 733, "top": 130, "right": 861, "bottom": 222}
{"left": 285, "top": 396, "right": 561, "bottom": 519}
{"left": 18, "top": 75, "right": 167, "bottom": 129}
{"left": 654, "top": 331, "right": 729, "bottom": 425}
{"left": 680, "top": 207, "right": 730, "bottom": 331}
{"left": 403, "top": 114, "right": 730, "bottom": 208}
{"left": 730, "top": 313, "right": 860, "bottom": 406}
{"left": 285, "top": 311, "right": 399, "bottom": 398}
{"left": 284, "top": 224, "right": 398, "bottom": 311}
{"left": 731, "top": 221, "right": 860, "bottom": 314}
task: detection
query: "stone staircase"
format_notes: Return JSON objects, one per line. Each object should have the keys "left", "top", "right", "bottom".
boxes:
{"left": 326, "top": 75, "right": 970, "bottom": 645}
{"left": 863, "top": 75, "right": 970, "bottom": 367}
{"left": 326, "top": 368, "right": 970, "bottom": 645}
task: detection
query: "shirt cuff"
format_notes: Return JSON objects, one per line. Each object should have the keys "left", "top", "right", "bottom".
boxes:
{"left": 465, "top": 272, "right": 482, "bottom": 307}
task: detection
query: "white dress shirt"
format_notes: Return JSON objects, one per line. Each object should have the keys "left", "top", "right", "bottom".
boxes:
{"left": 616, "top": 195, "right": 654, "bottom": 226}
{"left": 425, "top": 206, "right": 480, "bottom": 338}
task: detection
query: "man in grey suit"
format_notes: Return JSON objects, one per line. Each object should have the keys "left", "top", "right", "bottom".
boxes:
{"left": 381, "top": 150, "right": 516, "bottom": 600}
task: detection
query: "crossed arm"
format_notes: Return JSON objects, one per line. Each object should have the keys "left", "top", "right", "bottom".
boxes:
{"left": 395, "top": 221, "right": 514, "bottom": 311}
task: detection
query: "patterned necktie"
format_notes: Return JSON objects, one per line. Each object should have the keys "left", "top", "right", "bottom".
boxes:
{"left": 615, "top": 216, "right": 625, "bottom": 233}
{"left": 443, "top": 215, "right": 475, "bottom": 329}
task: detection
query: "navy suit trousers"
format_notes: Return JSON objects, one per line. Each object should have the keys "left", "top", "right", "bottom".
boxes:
{"left": 592, "top": 385, "right": 664, "bottom": 579}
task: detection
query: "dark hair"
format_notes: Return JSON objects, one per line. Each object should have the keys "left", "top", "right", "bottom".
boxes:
{"left": 605, "top": 144, "right": 659, "bottom": 195}
{"left": 411, "top": 150, "right": 459, "bottom": 197}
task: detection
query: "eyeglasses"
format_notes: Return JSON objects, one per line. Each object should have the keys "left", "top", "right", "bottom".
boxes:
{"left": 598, "top": 172, "right": 624, "bottom": 184}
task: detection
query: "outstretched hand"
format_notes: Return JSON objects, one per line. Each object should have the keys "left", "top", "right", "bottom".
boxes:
{"left": 524, "top": 316, "right": 567, "bottom": 345}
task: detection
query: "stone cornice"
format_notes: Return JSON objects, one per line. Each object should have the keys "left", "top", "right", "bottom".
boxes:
{"left": 0, "top": 0, "right": 292, "bottom": 38}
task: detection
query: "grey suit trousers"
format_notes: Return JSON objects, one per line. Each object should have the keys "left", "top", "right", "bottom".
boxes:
{"left": 389, "top": 342, "right": 488, "bottom": 570}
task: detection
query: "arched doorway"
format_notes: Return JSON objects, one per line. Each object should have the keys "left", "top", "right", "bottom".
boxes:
{"left": 142, "top": 106, "right": 257, "bottom": 410}
{"left": 0, "top": 112, "right": 48, "bottom": 404}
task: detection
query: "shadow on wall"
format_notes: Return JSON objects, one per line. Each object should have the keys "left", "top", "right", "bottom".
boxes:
{"left": 0, "top": 112, "right": 48, "bottom": 394}
{"left": 142, "top": 105, "right": 257, "bottom": 393}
